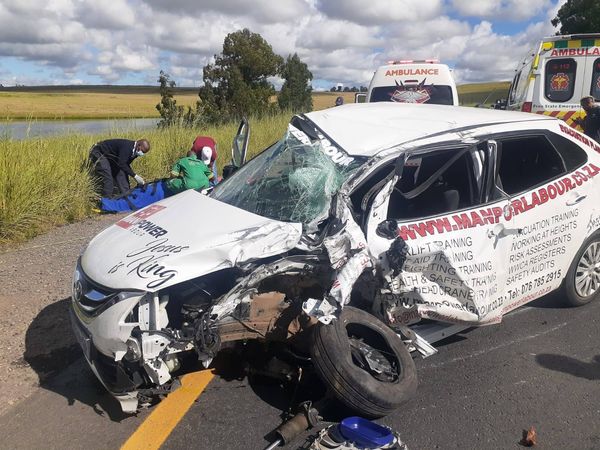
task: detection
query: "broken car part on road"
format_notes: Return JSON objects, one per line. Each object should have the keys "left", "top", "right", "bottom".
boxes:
{"left": 71, "top": 103, "right": 600, "bottom": 416}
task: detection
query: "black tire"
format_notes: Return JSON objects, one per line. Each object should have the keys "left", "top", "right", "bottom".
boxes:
{"left": 310, "top": 306, "right": 417, "bottom": 418}
{"left": 563, "top": 231, "right": 600, "bottom": 307}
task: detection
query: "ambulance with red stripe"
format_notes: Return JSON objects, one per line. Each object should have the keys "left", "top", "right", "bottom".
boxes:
{"left": 359, "top": 60, "right": 459, "bottom": 106}
{"left": 507, "top": 33, "right": 600, "bottom": 130}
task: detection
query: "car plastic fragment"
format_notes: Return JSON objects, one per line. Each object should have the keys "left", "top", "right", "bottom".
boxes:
{"left": 302, "top": 298, "right": 337, "bottom": 324}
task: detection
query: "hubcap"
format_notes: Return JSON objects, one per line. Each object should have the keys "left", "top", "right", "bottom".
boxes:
{"left": 575, "top": 242, "right": 600, "bottom": 297}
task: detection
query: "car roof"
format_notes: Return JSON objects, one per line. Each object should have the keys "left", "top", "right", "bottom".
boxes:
{"left": 303, "top": 103, "right": 555, "bottom": 157}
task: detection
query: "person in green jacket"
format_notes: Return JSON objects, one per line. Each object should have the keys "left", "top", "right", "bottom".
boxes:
{"left": 165, "top": 149, "right": 214, "bottom": 195}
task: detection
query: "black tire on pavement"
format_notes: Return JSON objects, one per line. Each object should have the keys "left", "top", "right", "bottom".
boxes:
{"left": 310, "top": 306, "right": 417, "bottom": 418}
{"left": 563, "top": 231, "right": 600, "bottom": 307}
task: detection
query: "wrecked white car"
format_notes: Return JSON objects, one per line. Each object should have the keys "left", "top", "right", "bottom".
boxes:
{"left": 71, "top": 103, "right": 600, "bottom": 415}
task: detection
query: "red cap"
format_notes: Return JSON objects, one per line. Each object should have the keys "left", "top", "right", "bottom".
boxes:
{"left": 191, "top": 136, "right": 217, "bottom": 163}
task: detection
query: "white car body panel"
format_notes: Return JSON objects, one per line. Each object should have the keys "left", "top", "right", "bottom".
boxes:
{"left": 304, "top": 103, "right": 554, "bottom": 157}
{"left": 81, "top": 190, "right": 302, "bottom": 292}
{"left": 364, "top": 119, "right": 600, "bottom": 326}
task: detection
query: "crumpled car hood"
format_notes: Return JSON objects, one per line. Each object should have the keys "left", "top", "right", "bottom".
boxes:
{"left": 81, "top": 190, "right": 303, "bottom": 291}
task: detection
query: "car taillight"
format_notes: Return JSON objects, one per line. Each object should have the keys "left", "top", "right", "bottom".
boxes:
{"left": 521, "top": 102, "right": 532, "bottom": 113}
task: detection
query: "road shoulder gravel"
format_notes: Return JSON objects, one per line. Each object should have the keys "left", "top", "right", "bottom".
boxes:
{"left": 0, "top": 213, "right": 125, "bottom": 417}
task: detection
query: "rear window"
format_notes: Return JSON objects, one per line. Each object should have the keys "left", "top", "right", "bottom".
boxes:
{"left": 370, "top": 84, "right": 453, "bottom": 105}
{"left": 591, "top": 58, "right": 600, "bottom": 99}
{"left": 544, "top": 58, "right": 576, "bottom": 102}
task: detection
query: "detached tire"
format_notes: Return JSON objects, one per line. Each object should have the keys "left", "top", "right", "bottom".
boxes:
{"left": 564, "top": 231, "right": 600, "bottom": 307}
{"left": 310, "top": 306, "right": 417, "bottom": 418}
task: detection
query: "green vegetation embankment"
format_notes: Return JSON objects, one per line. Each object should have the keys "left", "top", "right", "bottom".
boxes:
{"left": 0, "top": 82, "right": 510, "bottom": 244}
{"left": 0, "top": 114, "right": 290, "bottom": 244}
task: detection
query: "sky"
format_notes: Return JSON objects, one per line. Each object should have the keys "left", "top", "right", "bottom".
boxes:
{"left": 0, "top": 0, "right": 567, "bottom": 90}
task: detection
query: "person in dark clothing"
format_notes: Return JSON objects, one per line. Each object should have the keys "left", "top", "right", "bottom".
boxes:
{"left": 577, "top": 96, "right": 600, "bottom": 143}
{"left": 89, "top": 138, "right": 150, "bottom": 197}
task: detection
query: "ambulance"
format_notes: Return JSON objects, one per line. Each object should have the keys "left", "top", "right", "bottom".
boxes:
{"left": 358, "top": 60, "right": 459, "bottom": 106}
{"left": 506, "top": 33, "right": 600, "bottom": 130}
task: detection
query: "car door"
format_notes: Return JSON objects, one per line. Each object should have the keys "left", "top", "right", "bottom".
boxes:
{"left": 493, "top": 130, "right": 594, "bottom": 312}
{"left": 365, "top": 141, "right": 515, "bottom": 327}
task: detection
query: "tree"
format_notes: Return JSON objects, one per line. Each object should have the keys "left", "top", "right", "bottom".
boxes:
{"left": 551, "top": 0, "right": 600, "bottom": 34}
{"left": 156, "top": 71, "right": 184, "bottom": 128}
{"left": 156, "top": 71, "right": 198, "bottom": 128}
{"left": 199, "top": 29, "right": 283, "bottom": 124}
{"left": 278, "top": 53, "right": 313, "bottom": 112}
{"left": 330, "top": 86, "right": 338, "bottom": 92}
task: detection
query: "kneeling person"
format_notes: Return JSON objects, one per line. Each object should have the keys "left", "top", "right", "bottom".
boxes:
{"left": 165, "top": 150, "right": 213, "bottom": 195}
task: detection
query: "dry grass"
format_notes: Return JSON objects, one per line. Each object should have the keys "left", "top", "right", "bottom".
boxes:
{"left": 457, "top": 81, "right": 511, "bottom": 106}
{"left": 0, "top": 91, "right": 199, "bottom": 119}
{"left": 0, "top": 82, "right": 512, "bottom": 120}
{"left": 312, "top": 91, "right": 357, "bottom": 109}
{"left": 0, "top": 90, "right": 358, "bottom": 120}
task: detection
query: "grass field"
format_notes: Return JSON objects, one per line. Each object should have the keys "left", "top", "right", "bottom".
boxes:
{"left": 0, "top": 81, "right": 511, "bottom": 244}
{"left": 0, "top": 91, "right": 200, "bottom": 120}
{"left": 0, "top": 82, "right": 509, "bottom": 120}
{"left": 457, "top": 81, "right": 511, "bottom": 106}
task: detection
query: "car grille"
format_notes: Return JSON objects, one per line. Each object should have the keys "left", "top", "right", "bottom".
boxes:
{"left": 73, "top": 263, "right": 119, "bottom": 317}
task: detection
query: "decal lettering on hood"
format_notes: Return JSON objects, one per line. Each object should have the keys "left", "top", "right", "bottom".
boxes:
{"left": 117, "top": 205, "right": 167, "bottom": 232}
{"left": 108, "top": 237, "right": 189, "bottom": 289}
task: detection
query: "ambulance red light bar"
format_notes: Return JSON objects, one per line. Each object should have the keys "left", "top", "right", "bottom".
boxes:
{"left": 386, "top": 59, "right": 439, "bottom": 64}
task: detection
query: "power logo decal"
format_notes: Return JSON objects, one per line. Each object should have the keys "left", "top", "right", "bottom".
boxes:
{"left": 116, "top": 205, "right": 166, "bottom": 230}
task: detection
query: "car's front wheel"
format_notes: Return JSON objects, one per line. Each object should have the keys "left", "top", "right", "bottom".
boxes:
{"left": 310, "top": 306, "right": 417, "bottom": 418}
{"left": 564, "top": 231, "right": 600, "bottom": 306}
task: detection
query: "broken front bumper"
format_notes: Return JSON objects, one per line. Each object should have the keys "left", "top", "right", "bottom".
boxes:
{"left": 69, "top": 309, "right": 141, "bottom": 412}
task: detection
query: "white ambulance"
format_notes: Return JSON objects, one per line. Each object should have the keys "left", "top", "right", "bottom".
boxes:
{"left": 358, "top": 60, "right": 459, "bottom": 106}
{"left": 506, "top": 33, "right": 600, "bottom": 130}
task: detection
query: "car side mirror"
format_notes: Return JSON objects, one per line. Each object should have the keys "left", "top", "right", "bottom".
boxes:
{"left": 222, "top": 164, "right": 238, "bottom": 180}
{"left": 376, "top": 219, "right": 398, "bottom": 239}
{"left": 355, "top": 93, "right": 367, "bottom": 103}
{"left": 231, "top": 117, "right": 250, "bottom": 168}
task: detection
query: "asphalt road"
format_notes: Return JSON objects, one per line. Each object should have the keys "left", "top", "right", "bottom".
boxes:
{"left": 1, "top": 289, "right": 599, "bottom": 450}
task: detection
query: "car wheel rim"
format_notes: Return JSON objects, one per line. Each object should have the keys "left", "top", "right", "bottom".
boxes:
{"left": 575, "top": 242, "right": 600, "bottom": 298}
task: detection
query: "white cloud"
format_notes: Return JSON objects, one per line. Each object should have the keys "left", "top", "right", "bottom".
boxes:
{"left": 299, "top": 16, "right": 382, "bottom": 51}
{"left": 142, "top": 0, "right": 310, "bottom": 23}
{"left": 0, "top": 0, "right": 570, "bottom": 88}
{"left": 75, "top": 0, "right": 135, "bottom": 29}
{"left": 452, "top": 0, "right": 554, "bottom": 21}
{"left": 317, "top": 0, "right": 443, "bottom": 25}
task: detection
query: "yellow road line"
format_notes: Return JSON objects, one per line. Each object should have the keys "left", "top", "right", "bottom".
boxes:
{"left": 121, "top": 370, "right": 214, "bottom": 450}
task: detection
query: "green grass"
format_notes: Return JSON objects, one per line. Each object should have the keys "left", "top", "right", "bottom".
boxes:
{"left": 458, "top": 81, "right": 511, "bottom": 106}
{"left": 0, "top": 113, "right": 291, "bottom": 244}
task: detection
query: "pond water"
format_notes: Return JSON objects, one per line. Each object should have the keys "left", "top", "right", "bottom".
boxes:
{"left": 0, "top": 118, "right": 158, "bottom": 140}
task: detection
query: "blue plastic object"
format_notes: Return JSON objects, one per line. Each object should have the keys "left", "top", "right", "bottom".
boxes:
{"left": 338, "top": 416, "right": 394, "bottom": 449}
{"left": 100, "top": 181, "right": 166, "bottom": 212}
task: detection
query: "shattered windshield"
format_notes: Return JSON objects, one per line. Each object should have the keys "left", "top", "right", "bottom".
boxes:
{"left": 211, "top": 122, "right": 365, "bottom": 224}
